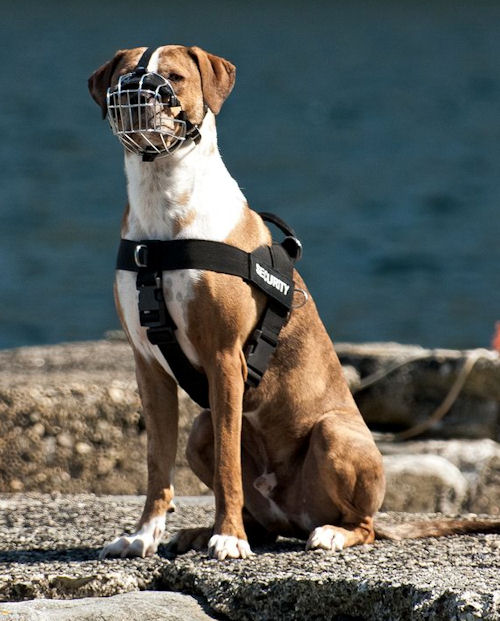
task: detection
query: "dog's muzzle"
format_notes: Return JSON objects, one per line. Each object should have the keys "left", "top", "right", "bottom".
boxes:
{"left": 106, "top": 71, "right": 188, "bottom": 160}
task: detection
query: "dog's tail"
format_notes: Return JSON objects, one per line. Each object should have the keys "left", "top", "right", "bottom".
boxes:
{"left": 374, "top": 516, "right": 500, "bottom": 541}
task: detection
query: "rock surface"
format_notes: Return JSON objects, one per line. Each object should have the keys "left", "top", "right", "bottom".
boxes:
{"left": 336, "top": 342, "right": 500, "bottom": 440}
{"left": 0, "top": 339, "right": 208, "bottom": 497}
{"left": 0, "top": 495, "right": 499, "bottom": 620}
{"left": 382, "top": 454, "right": 468, "bottom": 513}
{"left": 378, "top": 438, "right": 500, "bottom": 514}
{"left": 1, "top": 339, "right": 500, "bottom": 515}
{"left": 0, "top": 591, "right": 215, "bottom": 620}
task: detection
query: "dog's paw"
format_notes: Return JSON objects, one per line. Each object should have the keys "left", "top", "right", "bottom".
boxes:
{"left": 100, "top": 516, "right": 165, "bottom": 559}
{"left": 306, "top": 526, "right": 346, "bottom": 552}
{"left": 208, "top": 534, "right": 253, "bottom": 560}
{"left": 167, "top": 527, "right": 213, "bottom": 555}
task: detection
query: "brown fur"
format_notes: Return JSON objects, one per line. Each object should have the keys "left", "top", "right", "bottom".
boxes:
{"left": 134, "top": 353, "right": 178, "bottom": 524}
{"left": 375, "top": 518, "right": 500, "bottom": 541}
{"left": 90, "top": 45, "right": 500, "bottom": 559}
{"left": 172, "top": 201, "right": 387, "bottom": 549}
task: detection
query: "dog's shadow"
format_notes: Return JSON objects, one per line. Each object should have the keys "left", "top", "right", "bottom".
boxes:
{"left": 158, "top": 537, "right": 305, "bottom": 559}
{"left": 0, "top": 547, "right": 100, "bottom": 564}
{"left": 0, "top": 537, "right": 305, "bottom": 565}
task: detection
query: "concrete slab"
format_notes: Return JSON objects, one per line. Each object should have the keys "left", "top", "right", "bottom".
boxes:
{"left": 0, "top": 591, "right": 216, "bottom": 620}
{"left": 0, "top": 495, "right": 499, "bottom": 620}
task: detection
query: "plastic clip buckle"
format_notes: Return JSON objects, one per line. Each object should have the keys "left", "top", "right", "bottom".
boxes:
{"left": 245, "top": 327, "right": 279, "bottom": 388}
{"left": 138, "top": 285, "right": 167, "bottom": 328}
{"left": 147, "top": 325, "right": 176, "bottom": 346}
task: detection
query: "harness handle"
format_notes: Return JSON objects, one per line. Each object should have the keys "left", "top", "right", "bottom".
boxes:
{"left": 259, "top": 212, "right": 297, "bottom": 238}
{"left": 259, "top": 212, "right": 302, "bottom": 262}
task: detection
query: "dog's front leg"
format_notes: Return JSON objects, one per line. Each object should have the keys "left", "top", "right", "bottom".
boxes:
{"left": 101, "top": 354, "right": 178, "bottom": 559}
{"left": 207, "top": 349, "right": 252, "bottom": 560}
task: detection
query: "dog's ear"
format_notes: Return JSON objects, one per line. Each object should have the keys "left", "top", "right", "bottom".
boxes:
{"left": 188, "top": 46, "right": 236, "bottom": 115}
{"left": 88, "top": 51, "right": 126, "bottom": 119}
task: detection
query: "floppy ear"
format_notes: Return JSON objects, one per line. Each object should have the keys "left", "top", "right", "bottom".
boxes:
{"left": 188, "top": 46, "right": 236, "bottom": 115}
{"left": 88, "top": 51, "right": 125, "bottom": 119}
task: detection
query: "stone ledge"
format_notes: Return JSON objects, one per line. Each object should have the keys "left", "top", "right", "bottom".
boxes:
{"left": 1, "top": 495, "right": 499, "bottom": 620}
{"left": 1, "top": 339, "right": 500, "bottom": 514}
{"left": 0, "top": 591, "right": 216, "bottom": 621}
{"left": 0, "top": 339, "right": 207, "bottom": 497}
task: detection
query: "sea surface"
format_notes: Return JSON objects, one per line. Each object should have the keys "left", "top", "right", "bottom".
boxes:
{"left": 1, "top": 0, "right": 499, "bottom": 350}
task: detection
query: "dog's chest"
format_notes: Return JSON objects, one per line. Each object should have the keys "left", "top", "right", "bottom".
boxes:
{"left": 118, "top": 213, "right": 209, "bottom": 375}
{"left": 117, "top": 157, "right": 245, "bottom": 377}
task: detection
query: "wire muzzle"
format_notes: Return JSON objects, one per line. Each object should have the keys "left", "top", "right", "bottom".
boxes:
{"left": 106, "top": 71, "right": 188, "bottom": 160}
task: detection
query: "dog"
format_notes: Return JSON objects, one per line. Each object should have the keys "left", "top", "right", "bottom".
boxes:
{"left": 89, "top": 45, "right": 500, "bottom": 560}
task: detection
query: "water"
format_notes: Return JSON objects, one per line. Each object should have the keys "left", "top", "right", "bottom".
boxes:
{"left": 1, "top": 0, "right": 499, "bottom": 350}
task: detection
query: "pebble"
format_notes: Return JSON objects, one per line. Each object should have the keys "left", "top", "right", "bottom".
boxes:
{"left": 31, "top": 423, "right": 45, "bottom": 437}
{"left": 75, "top": 442, "right": 93, "bottom": 456}
{"left": 57, "top": 433, "right": 73, "bottom": 449}
{"left": 108, "top": 386, "right": 126, "bottom": 404}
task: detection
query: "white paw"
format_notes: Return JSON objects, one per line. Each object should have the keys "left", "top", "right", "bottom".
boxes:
{"left": 100, "top": 516, "right": 165, "bottom": 559}
{"left": 306, "top": 526, "right": 346, "bottom": 552}
{"left": 208, "top": 534, "right": 253, "bottom": 560}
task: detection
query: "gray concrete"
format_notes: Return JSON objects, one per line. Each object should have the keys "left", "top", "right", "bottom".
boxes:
{"left": 1, "top": 494, "right": 499, "bottom": 620}
{"left": 2, "top": 340, "right": 500, "bottom": 618}
{"left": 0, "top": 591, "right": 215, "bottom": 620}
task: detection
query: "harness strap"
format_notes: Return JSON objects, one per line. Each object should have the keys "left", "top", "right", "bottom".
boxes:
{"left": 245, "top": 242, "right": 293, "bottom": 387}
{"left": 116, "top": 213, "right": 301, "bottom": 407}
{"left": 118, "top": 238, "right": 248, "bottom": 276}
{"left": 117, "top": 238, "right": 294, "bottom": 309}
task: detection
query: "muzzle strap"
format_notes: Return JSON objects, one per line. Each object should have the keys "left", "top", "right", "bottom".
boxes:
{"left": 135, "top": 47, "right": 156, "bottom": 73}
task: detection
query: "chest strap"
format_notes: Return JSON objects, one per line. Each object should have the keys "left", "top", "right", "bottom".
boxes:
{"left": 116, "top": 213, "right": 302, "bottom": 408}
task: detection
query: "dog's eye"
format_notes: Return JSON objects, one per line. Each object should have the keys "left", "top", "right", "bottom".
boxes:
{"left": 167, "top": 73, "right": 183, "bottom": 83}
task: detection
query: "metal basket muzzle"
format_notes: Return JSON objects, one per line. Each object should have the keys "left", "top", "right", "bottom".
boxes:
{"left": 106, "top": 72, "right": 187, "bottom": 159}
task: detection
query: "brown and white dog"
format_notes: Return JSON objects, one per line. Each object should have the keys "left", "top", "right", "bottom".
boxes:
{"left": 89, "top": 45, "right": 500, "bottom": 560}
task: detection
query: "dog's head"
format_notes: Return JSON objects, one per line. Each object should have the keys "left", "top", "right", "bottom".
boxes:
{"left": 88, "top": 45, "right": 235, "bottom": 158}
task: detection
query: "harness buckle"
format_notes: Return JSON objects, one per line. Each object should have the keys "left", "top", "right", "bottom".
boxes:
{"left": 147, "top": 326, "right": 176, "bottom": 346}
{"left": 138, "top": 284, "right": 167, "bottom": 328}
{"left": 134, "top": 244, "right": 149, "bottom": 268}
{"left": 245, "top": 326, "right": 279, "bottom": 388}
{"left": 254, "top": 327, "right": 279, "bottom": 348}
{"left": 246, "top": 365, "right": 263, "bottom": 387}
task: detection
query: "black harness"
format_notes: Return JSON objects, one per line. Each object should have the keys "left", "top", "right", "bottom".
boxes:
{"left": 116, "top": 213, "right": 302, "bottom": 407}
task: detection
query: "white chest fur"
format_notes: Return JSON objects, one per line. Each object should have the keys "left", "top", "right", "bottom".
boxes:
{"left": 116, "top": 112, "right": 246, "bottom": 377}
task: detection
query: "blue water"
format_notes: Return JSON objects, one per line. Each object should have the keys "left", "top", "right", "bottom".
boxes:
{"left": 1, "top": 0, "right": 499, "bottom": 350}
